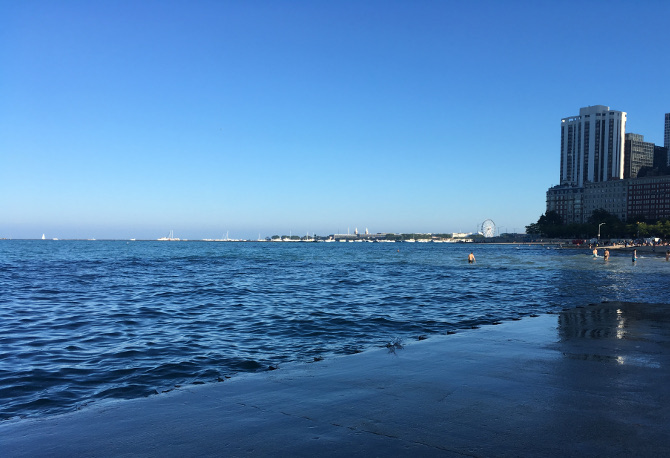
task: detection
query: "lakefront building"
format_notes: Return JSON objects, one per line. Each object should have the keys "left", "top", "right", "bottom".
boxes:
{"left": 583, "top": 179, "right": 629, "bottom": 223}
{"left": 560, "top": 105, "right": 626, "bottom": 187}
{"left": 628, "top": 176, "right": 670, "bottom": 221}
{"left": 623, "top": 133, "right": 655, "bottom": 179}
{"left": 546, "top": 185, "right": 584, "bottom": 224}
{"left": 654, "top": 146, "right": 669, "bottom": 169}
{"left": 548, "top": 107, "right": 669, "bottom": 225}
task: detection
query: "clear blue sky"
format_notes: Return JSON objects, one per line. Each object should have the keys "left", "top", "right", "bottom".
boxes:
{"left": 2, "top": 1, "right": 669, "bottom": 240}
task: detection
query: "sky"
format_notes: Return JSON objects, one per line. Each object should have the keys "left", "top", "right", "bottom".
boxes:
{"left": 2, "top": 0, "right": 669, "bottom": 240}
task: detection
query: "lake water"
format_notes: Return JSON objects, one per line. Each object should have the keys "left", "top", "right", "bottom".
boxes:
{"left": 1, "top": 240, "right": 669, "bottom": 420}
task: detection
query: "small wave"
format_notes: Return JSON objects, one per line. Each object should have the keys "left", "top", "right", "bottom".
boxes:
{"left": 2, "top": 241, "right": 670, "bottom": 420}
{"left": 94, "top": 384, "right": 157, "bottom": 401}
{"left": 234, "top": 360, "right": 264, "bottom": 371}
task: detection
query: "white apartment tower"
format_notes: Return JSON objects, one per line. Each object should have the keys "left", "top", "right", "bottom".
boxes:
{"left": 560, "top": 105, "right": 627, "bottom": 187}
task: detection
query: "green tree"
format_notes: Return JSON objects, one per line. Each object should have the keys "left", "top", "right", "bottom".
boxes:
{"left": 586, "top": 209, "right": 625, "bottom": 239}
{"left": 525, "top": 222, "right": 541, "bottom": 234}
{"left": 661, "top": 220, "right": 670, "bottom": 239}
{"left": 539, "top": 210, "right": 563, "bottom": 226}
{"left": 526, "top": 211, "right": 564, "bottom": 237}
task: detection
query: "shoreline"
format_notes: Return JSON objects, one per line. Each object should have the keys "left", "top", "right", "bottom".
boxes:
{"left": 2, "top": 301, "right": 669, "bottom": 456}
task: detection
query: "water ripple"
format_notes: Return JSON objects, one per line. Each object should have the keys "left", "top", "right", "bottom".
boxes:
{"left": 1, "top": 240, "right": 670, "bottom": 420}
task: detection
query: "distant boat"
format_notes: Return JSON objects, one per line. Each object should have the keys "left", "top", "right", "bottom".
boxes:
{"left": 41, "top": 234, "right": 45, "bottom": 240}
{"left": 158, "top": 230, "right": 180, "bottom": 241}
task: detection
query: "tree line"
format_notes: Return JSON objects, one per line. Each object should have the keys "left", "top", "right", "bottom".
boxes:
{"left": 526, "top": 209, "right": 670, "bottom": 239}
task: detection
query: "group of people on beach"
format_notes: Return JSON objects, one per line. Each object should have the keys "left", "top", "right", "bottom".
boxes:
{"left": 467, "top": 248, "right": 670, "bottom": 264}
{"left": 591, "top": 247, "right": 670, "bottom": 263}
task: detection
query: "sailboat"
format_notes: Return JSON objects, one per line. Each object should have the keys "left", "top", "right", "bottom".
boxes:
{"left": 41, "top": 234, "right": 46, "bottom": 240}
{"left": 158, "top": 230, "right": 180, "bottom": 241}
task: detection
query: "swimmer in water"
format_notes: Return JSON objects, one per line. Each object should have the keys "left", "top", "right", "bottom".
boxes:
{"left": 632, "top": 249, "right": 637, "bottom": 263}
{"left": 604, "top": 249, "right": 609, "bottom": 261}
{"left": 593, "top": 247, "right": 598, "bottom": 258}
{"left": 468, "top": 252, "right": 475, "bottom": 264}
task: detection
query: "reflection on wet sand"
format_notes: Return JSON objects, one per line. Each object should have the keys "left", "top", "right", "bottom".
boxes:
{"left": 558, "top": 305, "right": 624, "bottom": 340}
{"left": 3, "top": 301, "right": 670, "bottom": 456}
{"left": 557, "top": 302, "right": 670, "bottom": 368}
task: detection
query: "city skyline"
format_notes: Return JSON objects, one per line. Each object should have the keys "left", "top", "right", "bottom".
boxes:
{"left": 2, "top": 1, "right": 670, "bottom": 240}
{"left": 547, "top": 104, "right": 670, "bottom": 226}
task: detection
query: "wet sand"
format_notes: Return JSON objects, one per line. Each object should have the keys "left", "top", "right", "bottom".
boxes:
{"left": 2, "top": 302, "right": 669, "bottom": 457}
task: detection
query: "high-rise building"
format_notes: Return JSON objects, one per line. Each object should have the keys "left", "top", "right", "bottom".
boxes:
{"left": 628, "top": 176, "right": 670, "bottom": 221}
{"left": 623, "top": 133, "right": 655, "bottom": 179}
{"left": 548, "top": 106, "right": 670, "bottom": 225}
{"left": 654, "top": 146, "right": 669, "bottom": 170}
{"left": 560, "top": 105, "right": 627, "bottom": 187}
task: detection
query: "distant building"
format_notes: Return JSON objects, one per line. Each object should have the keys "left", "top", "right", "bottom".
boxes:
{"left": 546, "top": 185, "right": 583, "bottom": 224}
{"left": 623, "top": 133, "right": 655, "bottom": 179}
{"left": 628, "top": 176, "right": 670, "bottom": 221}
{"left": 583, "top": 179, "right": 629, "bottom": 223}
{"left": 654, "top": 146, "right": 669, "bottom": 169}
{"left": 548, "top": 107, "right": 670, "bottom": 225}
{"left": 560, "top": 105, "right": 626, "bottom": 187}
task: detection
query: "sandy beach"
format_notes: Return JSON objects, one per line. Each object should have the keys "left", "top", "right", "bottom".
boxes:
{"left": 2, "top": 301, "right": 669, "bottom": 457}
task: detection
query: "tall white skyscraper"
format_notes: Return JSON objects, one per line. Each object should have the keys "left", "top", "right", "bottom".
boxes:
{"left": 559, "top": 105, "right": 627, "bottom": 187}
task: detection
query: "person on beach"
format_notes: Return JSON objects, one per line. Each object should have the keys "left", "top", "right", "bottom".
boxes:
{"left": 604, "top": 249, "right": 609, "bottom": 261}
{"left": 468, "top": 252, "right": 475, "bottom": 264}
{"left": 632, "top": 249, "right": 637, "bottom": 263}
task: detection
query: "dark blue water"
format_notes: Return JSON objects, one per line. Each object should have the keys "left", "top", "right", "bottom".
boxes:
{"left": 1, "top": 240, "right": 669, "bottom": 420}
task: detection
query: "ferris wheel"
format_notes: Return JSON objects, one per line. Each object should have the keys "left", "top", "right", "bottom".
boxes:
{"left": 481, "top": 219, "right": 496, "bottom": 238}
